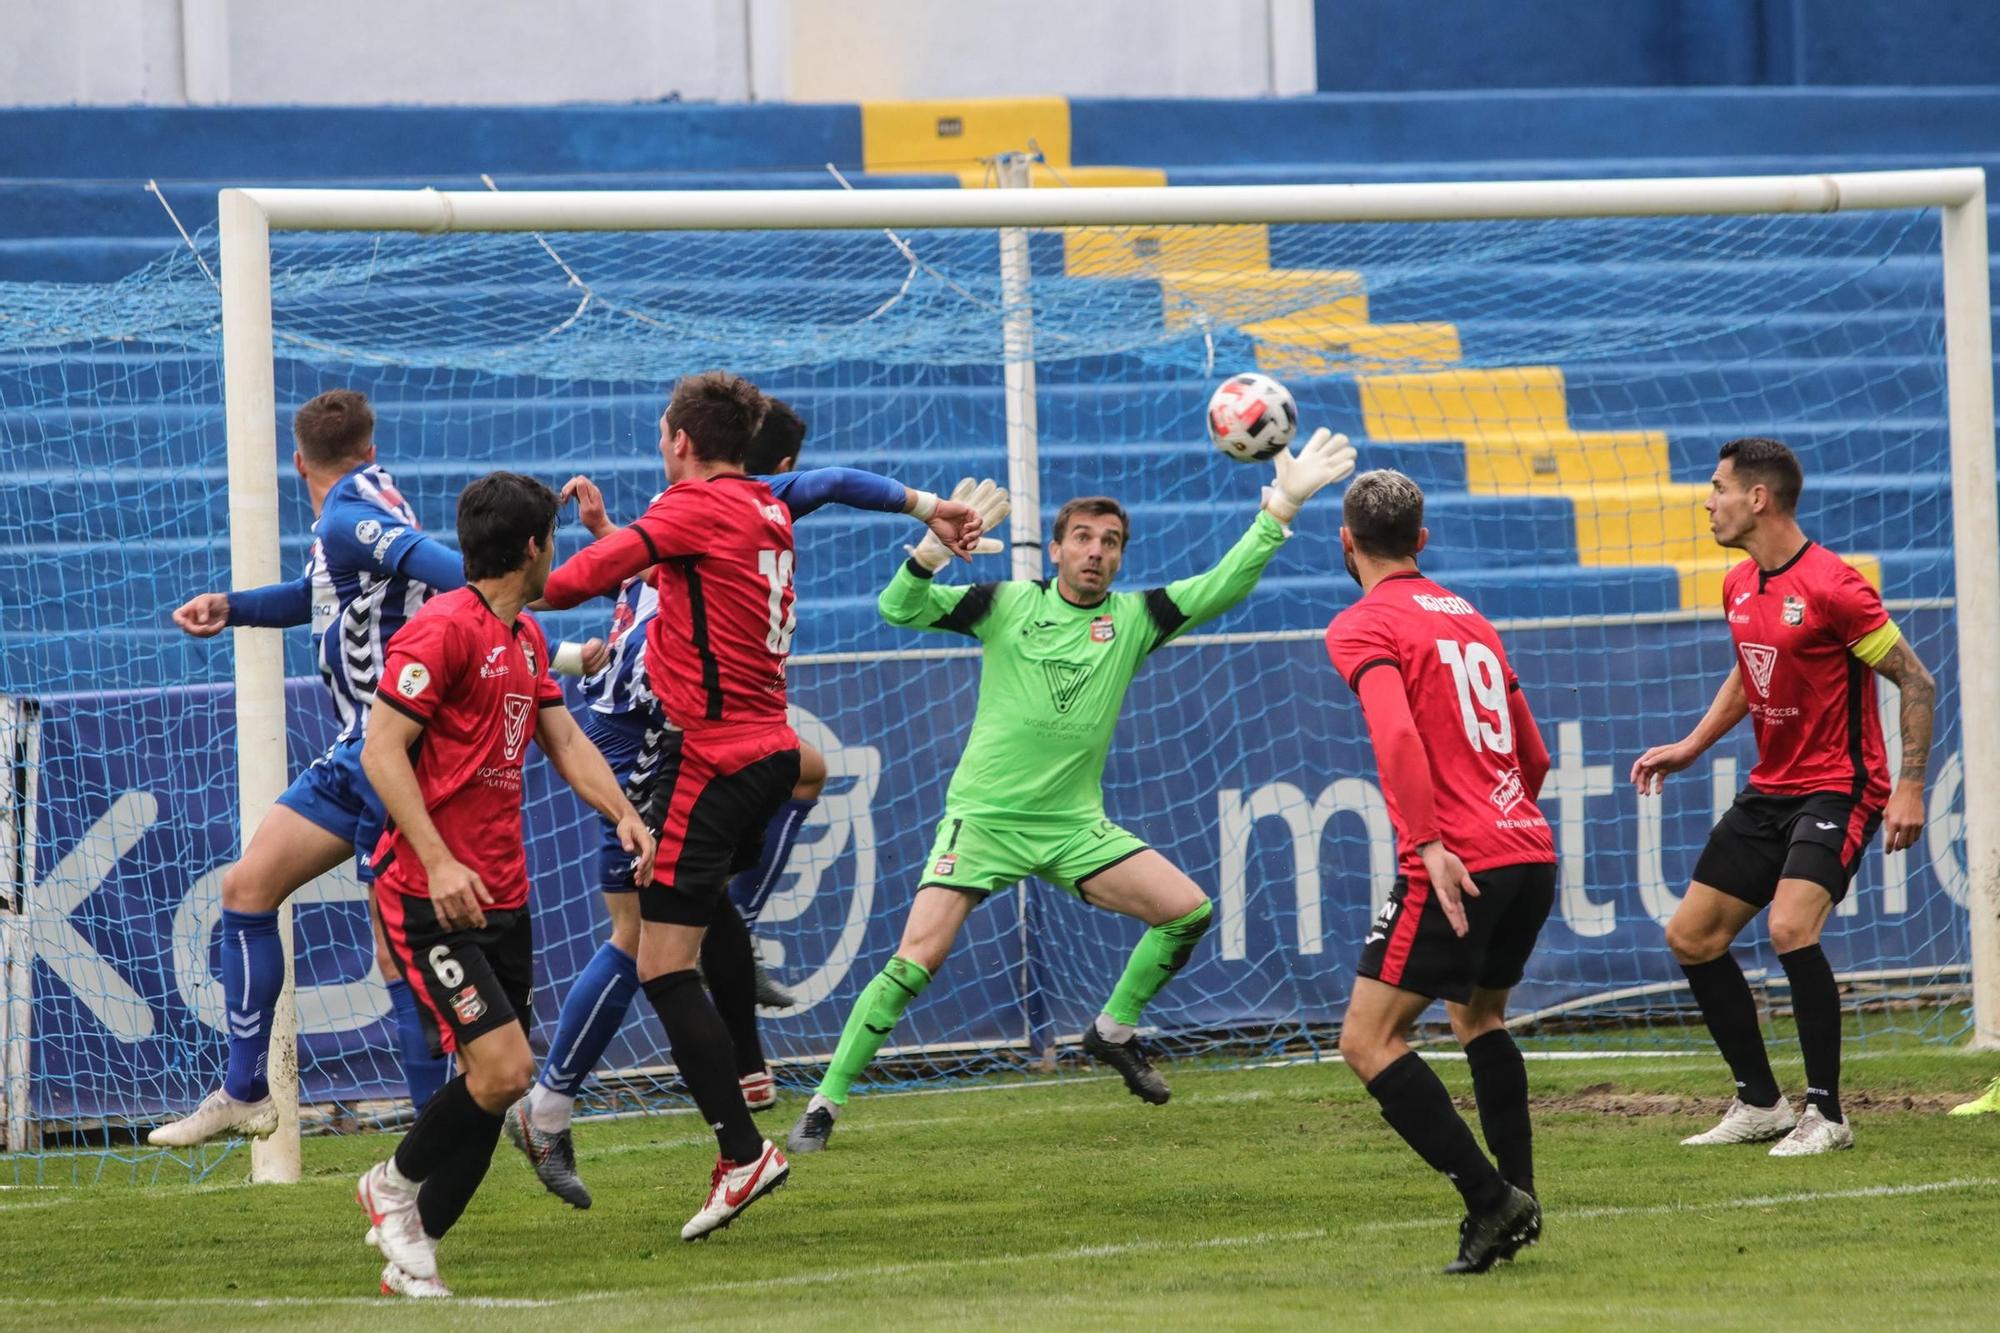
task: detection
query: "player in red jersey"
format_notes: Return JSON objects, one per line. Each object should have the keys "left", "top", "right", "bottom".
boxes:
{"left": 1634, "top": 437, "right": 1936, "bottom": 1157}
{"left": 537, "top": 371, "right": 983, "bottom": 1241}
{"left": 353, "top": 472, "right": 656, "bottom": 1298}
{"left": 1324, "top": 470, "right": 1554, "bottom": 1275}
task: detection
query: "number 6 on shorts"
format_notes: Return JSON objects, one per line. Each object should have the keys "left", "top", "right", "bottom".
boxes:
{"left": 428, "top": 944, "right": 465, "bottom": 989}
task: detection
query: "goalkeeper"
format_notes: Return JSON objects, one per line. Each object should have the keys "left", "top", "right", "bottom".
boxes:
{"left": 788, "top": 430, "right": 1356, "bottom": 1153}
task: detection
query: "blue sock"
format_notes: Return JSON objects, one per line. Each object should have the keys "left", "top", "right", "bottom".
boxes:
{"left": 726, "top": 798, "right": 817, "bottom": 928}
{"left": 538, "top": 941, "right": 640, "bottom": 1098}
{"left": 386, "top": 978, "right": 448, "bottom": 1111}
{"left": 220, "top": 908, "right": 283, "bottom": 1103}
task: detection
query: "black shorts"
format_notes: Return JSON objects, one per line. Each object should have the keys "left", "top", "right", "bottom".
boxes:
{"left": 627, "top": 726, "right": 801, "bottom": 927}
{"left": 376, "top": 890, "right": 533, "bottom": 1058}
{"left": 1692, "top": 788, "right": 1882, "bottom": 908}
{"left": 1355, "top": 861, "right": 1556, "bottom": 1004}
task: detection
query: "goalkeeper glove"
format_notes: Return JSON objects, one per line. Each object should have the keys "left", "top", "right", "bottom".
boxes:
{"left": 1263, "top": 428, "right": 1357, "bottom": 525}
{"left": 910, "top": 477, "right": 1010, "bottom": 572}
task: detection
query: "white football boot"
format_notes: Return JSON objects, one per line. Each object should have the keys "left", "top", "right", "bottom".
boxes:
{"left": 379, "top": 1263, "right": 451, "bottom": 1299}
{"left": 1768, "top": 1106, "right": 1855, "bottom": 1156}
{"left": 681, "top": 1140, "right": 789, "bottom": 1241}
{"left": 357, "top": 1162, "right": 438, "bottom": 1280}
{"left": 147, "top": 1087, "right": 278, "bottom": 1147}
{"left": 1680, "top": 1097, "right": 1797, "bottom": 1146}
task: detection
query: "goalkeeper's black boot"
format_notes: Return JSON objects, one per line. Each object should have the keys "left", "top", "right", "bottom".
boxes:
{"left": 1443, "top": 1185, "right": 1540, "bottom": 1275}
{"left": 504, "top": 1096, "right": 592, "bottom": 1209}
{"left": 1080, "top": 1027, "right": 1171, "bottom": 1105}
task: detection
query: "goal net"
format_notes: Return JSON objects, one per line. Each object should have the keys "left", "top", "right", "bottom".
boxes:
{"left": 2, "top": 173, "right": 1992, "bottom": 1182}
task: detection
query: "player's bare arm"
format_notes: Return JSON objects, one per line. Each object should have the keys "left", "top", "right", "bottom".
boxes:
{"left": 1869, "top": 636, "right": 1936, "bottom": 851}
{"left": 361, "top": 704, "right": 491, "bottom": 929}
{"left": 1632, "top": 665, "right": 1749, "bottom": 792}
{"left": 534, "top": 703, "right": 657, "bottom": 885}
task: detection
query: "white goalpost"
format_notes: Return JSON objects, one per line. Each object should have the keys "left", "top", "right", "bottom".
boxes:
{"left": 215, "top": 169, "right": 1999, "bottom": 1182}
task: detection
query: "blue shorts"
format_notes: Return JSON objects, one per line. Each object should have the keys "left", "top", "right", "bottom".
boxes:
{"left": 275, "top": 736, "right": 387, "bottom": 882}
{"left": 585, "top": 708, "right": 658, "bottom": 894}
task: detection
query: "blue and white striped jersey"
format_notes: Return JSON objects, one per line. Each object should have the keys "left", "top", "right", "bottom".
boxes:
{"left": 309, "top": 464, "right": 464, "bottom": 741}
{"left": 577, "top": 574, "right": 660, "bottom": 717}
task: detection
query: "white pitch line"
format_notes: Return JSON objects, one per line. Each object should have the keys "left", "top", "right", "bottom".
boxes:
{"left": 6, "top": 1177, "right": 1990, "bottom": 1311}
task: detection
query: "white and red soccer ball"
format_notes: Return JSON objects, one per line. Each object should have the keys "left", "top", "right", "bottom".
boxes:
{"left": 1207, "top": 372, "right": 1298, "bottom": 462}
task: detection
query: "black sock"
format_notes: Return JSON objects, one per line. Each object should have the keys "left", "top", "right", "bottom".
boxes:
{"left": 1463, "top": 1029, "right": 1533, "bottom": 1197}
{"left": 1680, "top": 954, "right": 1781, "bottom": 1107}
{"left": 393, "top": 1075, "right": 487, "bottom": 1183}
{"left": 414, "top": 1101, "right": 504, "bottom": 1240}
{"left": 644, "top": 969, "right": 763, "bottom": 1162}
{"left": 701, "top": 900, "right": 767, "bottom": 1079}
{"left": 1366, "top": 1052, "right": 1509, "bottom": 1214}
{"left": 1778, "top": 944, "right": 1844, "bottom": 1124}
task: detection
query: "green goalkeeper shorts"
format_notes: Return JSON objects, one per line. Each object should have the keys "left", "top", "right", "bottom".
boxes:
{"left": 916, "top": 814, "right": 1151, "bottom": 902}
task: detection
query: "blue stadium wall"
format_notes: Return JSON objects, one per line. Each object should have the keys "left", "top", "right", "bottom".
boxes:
{"left": 1313, "top": 0, "right": 2000, "bottom": 91}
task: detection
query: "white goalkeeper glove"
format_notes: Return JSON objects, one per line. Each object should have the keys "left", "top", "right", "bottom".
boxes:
{"left": 1263, "top": 428, "right": 1357, "bottom": 525}
{"left": 909, "top": 477, "right": 1010, "bottom": 572}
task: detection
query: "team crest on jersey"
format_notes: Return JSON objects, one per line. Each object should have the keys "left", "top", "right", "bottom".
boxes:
{"left": 396, "top": 662, "right": 430, "bottom": 698}
{"left": 502, "top": 694, "right": 533, "bottom": 761}
{"left": 1782, "top": 595, "right": 1805, "bottom": 626}
{"left": 1739, "top": 642, "right": 1778, "bottom": 697}
{"left": 931, "top": 853, "right": 958, "bottom": 877}
{"left": 355, "top": 518, "right": 383, "bottom": 545}
{"left": 451, "top": 985, "right": 486, "bottom": 1025}
{"left": 1041, "top": 660, "right": 1093, "bottom": 714}
{"left": 521, "top": 640, "right": 537, "bottom": 678}
{"left": 1090, "top": 615, "right": 1115, "bottom": 643}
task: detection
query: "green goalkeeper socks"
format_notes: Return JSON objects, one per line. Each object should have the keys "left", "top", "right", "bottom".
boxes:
{"left": 817, "top": 956, "right": 933, "bottom": 1105}
{"left": 1103, "top": 900, "right": 1214, "bottom": 1027}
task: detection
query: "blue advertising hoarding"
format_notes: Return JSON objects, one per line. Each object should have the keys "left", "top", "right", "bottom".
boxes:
{"left": 17, "top": 610, "right": 1968, "bottom": 1121}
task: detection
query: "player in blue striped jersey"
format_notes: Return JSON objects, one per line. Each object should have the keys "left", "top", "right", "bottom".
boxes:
{"left": 503, "top": 395, "right": 989, "bottom": 1208}
{"left": 150, "top": 391, "right": 521, "bottom": 1147}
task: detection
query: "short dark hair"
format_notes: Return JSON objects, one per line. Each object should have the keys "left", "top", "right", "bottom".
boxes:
{"left": 1052, "top": 496, "right": 1129, "bottom": 544}
{"left": 293, "top": 389, "right": 375, "bottom": 468}
{"left": 666, "top": 371, "right": 766, "bottom": 465}
{"left": 744, "top": 395, "right": 807, "bottom": 474}
{"left": 457, "top": 472, "right": 558, "bottom": 580}
{"left": 1342, "top": 469, "right": 1425, "bottom": 559}
{"left": 1718, "top": 436, "right": 1803, "bottom": 513}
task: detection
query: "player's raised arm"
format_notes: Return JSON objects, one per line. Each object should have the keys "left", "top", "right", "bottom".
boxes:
{"left": 1143, "top": 431, "right": 1356, "bottom": 648}
{"left": 540, "top": 492, "right": 696, "bottom": 610}
{"left": 767, "top": 466, "right": 986, "bottom": 558}
{"left": 173, "top": 571, "right": 314, "bottom": 637}
{"left": 1631, "top": 666, "right": 1749, "bottom": 793}
{"left": 878, "top": 479, "right": 1011, "bottom": 634}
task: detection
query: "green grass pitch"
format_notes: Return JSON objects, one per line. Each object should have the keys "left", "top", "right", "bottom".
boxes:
{"left": 2, "top": 1047, "right": 1994, "bottom": 1330}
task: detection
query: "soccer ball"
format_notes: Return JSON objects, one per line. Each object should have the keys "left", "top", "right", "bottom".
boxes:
{"left": 1207, "top": 372, "right": 1298, "bottom": 462}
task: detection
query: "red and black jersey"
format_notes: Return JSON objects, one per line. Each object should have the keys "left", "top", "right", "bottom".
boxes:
{"left": 1723, "top": 541, "right": 1891, "bottom": 806}
{"left": 370, "top": 586, "right": 565, "bottom": 910}
{"left": 1326, "top": 572, "right": 1556, "bottom": 878}
{"left": 542, "top": 475, "right": 799, "bottom": 757}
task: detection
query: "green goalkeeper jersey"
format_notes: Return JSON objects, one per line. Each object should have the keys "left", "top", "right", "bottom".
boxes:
{"left": 878, "top": 509, "right": 1291, "bottom": 826}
